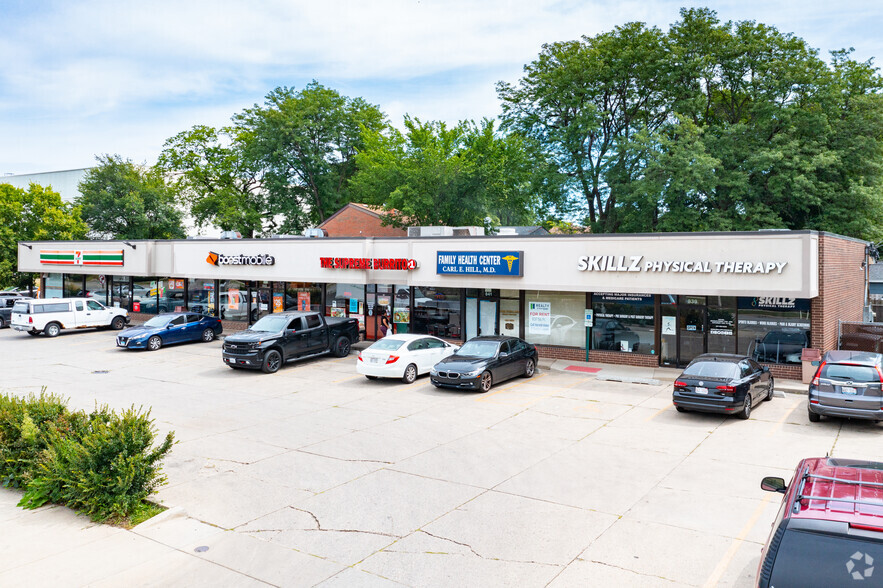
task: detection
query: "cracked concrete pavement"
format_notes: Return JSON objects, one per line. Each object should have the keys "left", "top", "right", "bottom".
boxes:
{"left": 1, "top": 328, "right": 881, "bottom": 587}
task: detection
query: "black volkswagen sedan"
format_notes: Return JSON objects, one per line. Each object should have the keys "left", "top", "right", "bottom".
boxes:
{"left": 672, "top": 353, "right": 774, "bottom": 419}
{"left": 430, "top": 336, "right": 538, "bottom": 392}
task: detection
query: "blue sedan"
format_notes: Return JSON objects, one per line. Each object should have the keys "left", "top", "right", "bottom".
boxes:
{"left": 116, "top": 312, "right": 223, "bottom": 351}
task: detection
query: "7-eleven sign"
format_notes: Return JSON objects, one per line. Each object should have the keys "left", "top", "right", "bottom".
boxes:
{"left": 40, "top": 249, "right": 124, "bottom": 266}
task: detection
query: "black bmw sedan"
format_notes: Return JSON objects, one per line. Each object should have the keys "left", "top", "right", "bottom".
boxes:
{"left": 672, "top": 353, "right": 774, "bottom": 419}
{"left": 430, "top": 336, "right": 538, "bottom": 392}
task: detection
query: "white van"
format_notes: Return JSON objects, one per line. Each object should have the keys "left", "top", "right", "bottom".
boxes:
{"left": 11, "top": 298, "right": 130, "bottom": 337}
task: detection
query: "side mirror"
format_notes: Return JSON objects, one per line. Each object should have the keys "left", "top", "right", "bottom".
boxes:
{"left": 761, "top": 476, "right": 787, "bottom": 494}
{"left": 500, "top": 352, "right": 510, "bottom": 358}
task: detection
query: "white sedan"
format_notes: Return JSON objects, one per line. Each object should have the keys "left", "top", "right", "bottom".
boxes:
{"left": 357, "top": 334, "right": 459, "bottom": 383}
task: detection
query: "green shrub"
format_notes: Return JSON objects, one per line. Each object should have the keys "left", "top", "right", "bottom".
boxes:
{"left": 0, "top": 389, "right": 71, "bottom": 488}
{"left": 0, "top": 391, "right": 174, "bottom": 523}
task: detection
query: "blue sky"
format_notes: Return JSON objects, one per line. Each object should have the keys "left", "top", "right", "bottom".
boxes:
{"left": 1, "top": 0, "right": 881, "bottom": 175}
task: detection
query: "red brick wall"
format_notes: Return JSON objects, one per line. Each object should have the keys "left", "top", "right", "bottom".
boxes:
{"left": 535, "top": 345, "right": 660, "bottom": 367}
{"left": 320, "top": 206, "right": 407, "bottom": 238}
{"left": 814, "top": 234, "right": 866, "bottom": 352}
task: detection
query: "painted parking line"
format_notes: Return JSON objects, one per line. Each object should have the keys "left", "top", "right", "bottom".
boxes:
{"left": 644, "top": 404, "right": 671, "bottom": 422}
{"left": 475, "top": 372, "right": 548, "bottom": 401}
{"left": 702, "top": 493, "right": 775, "bottom": 588}
{"left": 766, "top": 398, "right": 803, "bottom": 436}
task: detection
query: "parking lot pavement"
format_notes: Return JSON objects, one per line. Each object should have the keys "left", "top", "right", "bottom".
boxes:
{"left": 1, "top": 327, "right": 880, "bottom": 587}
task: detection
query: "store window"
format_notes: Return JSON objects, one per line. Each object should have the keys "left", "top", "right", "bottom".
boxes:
{"left": 738, "top": 297, "right": 810, "bottom": 364}
{"left": 85, "top": 275, "right": 107, "bottom": 304}
{"left": 165, "top": 278, "right": 186, "bottom": 312}
{"left": 63, "top": 274, "right": 84, "bottom": 298}
{"left": 326, "top": 283, "right": 365, "bottom": 319}
{"left": 132, "top": 277, "right": 160, "bottom": 313}
{"left": 219, "top": 280, "right": 249, "bottom": 321}
{"left": 284, "top": 282, "right": 321, "bottom": 312}
{"left": 392, "top": 284, "right": 411, "bottom": 334}
{"left": 499, "top": 289, "right": 520, "bottom": 338}
{"left": 45, "top": 273, "right": 63, "bottom": 298}
{"left": 413, "top": 287, "right": 460, "bottom": 338}
{"left": 708, "top": 296, "right": 737, "bottom": 354}
{"left": 188, "top": 279, "right": 216, "bottom": 316}
{"left": 591, "top": 293, "right": 655, "bottom": 354}
{"left": 526, "top": 290, "right": 586, "bottom": 348}
{"left": 112, "top": 276, "right": 131, "bottom": 309}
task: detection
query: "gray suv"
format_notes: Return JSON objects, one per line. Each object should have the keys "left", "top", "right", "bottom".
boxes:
{"left": 808, "top": 350, "right": 883, "bottom": 422}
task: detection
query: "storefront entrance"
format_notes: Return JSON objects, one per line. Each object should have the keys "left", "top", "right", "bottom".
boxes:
{"left": 661, "top": 297, "right": 708, "bottom": 367}
{"left": 466, "top": 289, "right": 498, "bottom": 340}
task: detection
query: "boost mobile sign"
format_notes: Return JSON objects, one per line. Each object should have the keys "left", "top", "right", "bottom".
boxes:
{"left": 206, "top": 251, "right": 275, "bottom": 266}
{"left": 577, "top": 255, "right": 788, "bottom": 275}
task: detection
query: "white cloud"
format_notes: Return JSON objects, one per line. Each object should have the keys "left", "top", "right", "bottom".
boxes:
{"left": 1, "top": 0, "right": 881, "bottom": 173}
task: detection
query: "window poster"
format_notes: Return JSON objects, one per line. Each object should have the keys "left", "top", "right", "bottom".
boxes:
{"left": 330, "top": 307, "right": 346, "bottom": 317}
{"left": 297, "top": 291, "right": 310, "bottom": 311}
{"left": 528, "top": 301, "right": 551, "bottom": 335}
{"left": 273, "top": 294, "right": 284, "bottom": 313}
{"left": 349, "top": 298, "right": 359, "bottom": 313}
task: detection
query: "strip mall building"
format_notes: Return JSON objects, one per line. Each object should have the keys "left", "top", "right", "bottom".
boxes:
{"left": 17, "top": 230, "right": 868, "bottom": 378}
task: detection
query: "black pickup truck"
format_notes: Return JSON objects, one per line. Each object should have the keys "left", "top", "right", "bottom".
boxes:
{"left": 222, "top": 311, "right": 359, "bottom": 373}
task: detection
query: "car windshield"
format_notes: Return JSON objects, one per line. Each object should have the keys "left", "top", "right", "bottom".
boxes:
{"left": 682, "top": 361, "right": 740, "bottom": 379}
{"left": 457, "top": 340, "right": 500, "bottom": 358}
{"left": 143, "top": 316, "right": 172, "bottom": 328}
{"left": 763, "top": 332, "right": 806, "bottom": 344}
{"left": 821, "top": 364, "right": 880, "bottom": 383}
{"left": 249, "top": 316, "right": 290, "bottom": 332}
{"left": 769, "top": 529, "right": 883, "bottom": 586}
{"left": 369, "top": 339, "right": 405, "bottom": 351}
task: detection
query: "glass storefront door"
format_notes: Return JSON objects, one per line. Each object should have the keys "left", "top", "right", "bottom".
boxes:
{"left": 660, "top": 296, "right": 709, "bottom": 367}
{"left": 679, "top": 306, "right": 707, "bottom": 365}
{"left": 466, "top": 289, "right": 498, "bottom": 340}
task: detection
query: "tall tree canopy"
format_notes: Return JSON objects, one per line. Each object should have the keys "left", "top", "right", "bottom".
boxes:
{"left": 233, "top": 81, "right": 387, "bottom": 233}
{"left": 158, "top": 125, "right": 265, "bottom": 237}
{"left": 76, "top": 154, "right": 186, "bottom": 240}
{"left": 350, "top": 117, "right": 561, "bottom": 229}
{"left": 0, "top": 183, "right": 88, "bottom": 288}
{"left": 498, "top": 8, "right": 883, "bottom": 240}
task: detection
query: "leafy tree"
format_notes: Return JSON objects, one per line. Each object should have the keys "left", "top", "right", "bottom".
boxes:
{"left": 233, "top": 81, "right": 387, "bottom": 233}
{"left": 76, "top": 155, "right": 186, "bottom": 239}
{"left": 497, "top": 22, "right": 671, "bottom": 232}
{"left": 499, "top": 7, "right": 883, "bottom": 240}
{"left": 157, "top": 125, "right": 265, "bottom": 237}
{"left": 350, "top": 117, "right": 559, "bottom": 229}
{"left": 0, "top": 183, "right": 88, "bottom": 288}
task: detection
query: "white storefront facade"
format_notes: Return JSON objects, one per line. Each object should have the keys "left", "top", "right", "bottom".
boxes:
{"left": 17, "top": 230, "right": 866, "bottom": 376}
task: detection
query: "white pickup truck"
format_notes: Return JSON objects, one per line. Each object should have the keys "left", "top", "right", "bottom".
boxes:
{"left": 11, "top": 298, "right": 129, "bottom": 337}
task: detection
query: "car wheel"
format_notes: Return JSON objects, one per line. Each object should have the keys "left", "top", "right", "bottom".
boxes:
{"left": 262, "top": 349, "right": 282, "bottom": 374}
{"left": 111, "top": 316, "right": 126, "bottom": 330}
{"left": 44, "top": 322, "right": 61, "bottom": 337}
{"left": 201, "top": 328, "right": 215, "bottom": 342}
{"left": 523, "top": 358, "right": 536, "bottom": 378}
{"left": 366, "top": 375, "right": 378, "bottom": 380}
{"left": 675, "top": 406, "right": 688, "bottom": 413}
{"left": 479, "top": 371, "right": 493, "bottom": 392}
{"left": 767, "top": 377, "right": 775, "bottom": 401}
{"left": 147, "top": 335, "right": 162, "bottom": 351}
{"left": 0, "top": 316, "right": 5, "bottom": 329}
{"left": 808, "top": 408, "right": 821, "bottom": 422}
{"left": 402, "top": 363, "right": 418, "bottom": 384}
{"left": 738, "top": 394, "right": 752, "bottom": 420}
{"left": 333, "top": 336, "right": 351, "bottom": 358}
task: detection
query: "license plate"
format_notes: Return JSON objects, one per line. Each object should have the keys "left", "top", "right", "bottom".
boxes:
{"left": 370, "top": 357, "right": 380, "bottom": 364}
{"left": 695, "top": 387, "right": 708, "bottom": 395}
{"left": 841, "top": 386, "right": 857, "bottom": 395}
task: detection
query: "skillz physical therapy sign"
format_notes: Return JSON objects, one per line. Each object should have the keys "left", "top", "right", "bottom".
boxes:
{"left": 577, "top": 255, "right": 788, "bottom": 275}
